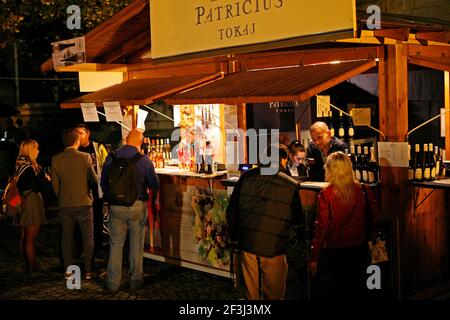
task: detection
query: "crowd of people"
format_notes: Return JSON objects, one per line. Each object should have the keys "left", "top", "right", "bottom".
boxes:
{"left": 226, "top": 121, "right": 380, "bottom": 300}
{"left": 6, "top": 120, "right": 379, "bottom": 299}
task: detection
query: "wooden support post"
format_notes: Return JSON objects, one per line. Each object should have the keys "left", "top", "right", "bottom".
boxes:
{"left": 378, "top": 43, "right": 409, "bottom": 299}
{"left": 237, "top": 103, "right": 248, "bottom": 163}
{"left": 445, "top": 71, "right": 450, "bottom": 158}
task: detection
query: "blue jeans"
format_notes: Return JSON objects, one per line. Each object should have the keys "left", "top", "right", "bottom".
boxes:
{"left": 106, "top": 201, "right": 147, "bottom": 291}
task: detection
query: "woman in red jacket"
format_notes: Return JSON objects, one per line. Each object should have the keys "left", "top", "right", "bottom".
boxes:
{"left": 309, "top": 151, "right": 378, "bottom": 299}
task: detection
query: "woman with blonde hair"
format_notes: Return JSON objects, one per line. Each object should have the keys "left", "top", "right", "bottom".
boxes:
{"left": 309, "top": 151, "right": 379, "bottom": 299}
{"left": 14, "top": 139, "right": 47, "bottom": 273}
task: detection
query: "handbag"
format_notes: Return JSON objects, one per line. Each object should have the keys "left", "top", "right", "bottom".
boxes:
{"left": 363, "top": 185, "right": 389, "bottom": 264}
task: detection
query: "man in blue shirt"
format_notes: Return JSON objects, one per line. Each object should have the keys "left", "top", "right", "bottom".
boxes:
{"left": 307, "top": 121, "right": 348, "bottom": 182}
{"left": 101, "top": 129, "right": 159, "bottom": 293}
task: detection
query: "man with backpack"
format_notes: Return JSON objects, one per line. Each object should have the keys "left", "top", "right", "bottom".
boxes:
{"left": 100, "top": 129, "right": 159, "bottom": 294}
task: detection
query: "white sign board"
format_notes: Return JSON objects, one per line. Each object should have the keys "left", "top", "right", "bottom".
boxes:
{"left": 137, "top": 109, "right": 148, "bottom": 131}
{"left": 103, "top": 101, "right": 123, "bottom": 122}
{"left": 377, "top": 142, "right": 409, "bottom": 167}
{"left": 52, "top": 36, "right": 86, "bottom": 69}
{"left": 80, "top": 103, "right": 99, "bottom": 122}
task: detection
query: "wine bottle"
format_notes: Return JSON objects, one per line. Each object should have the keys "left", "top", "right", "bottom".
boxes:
{"left": 429, "top": 143, "right": 436, "bottom": 180}
{"left": 435, "top": 146, "right": 442, "bottom": 179}
{"left": 423, "top": 143, "right": 431, "bottom": 181}
{"left": 53, "top": 42, "right": 75, "bottom": 52}
{"left": 350, "top": 145, "right": 356, "bottom": 180}
{"left": 328, "top": 111, "right": 335, "bottom": 137}
{"left": 408, "top": 144, "right": 414, "bottom": 181}
{"left": 355, "top": 145, "right": 362, "bottom": 182}
{"left": 368, "top": 147, "right": 378, "bottom": 183}
{"left": 348, "top": 116, "right": 355, "bottom": 138}
{"left": 61, "top": 52, "right": 84, "bottom": 63}
{"left": 362, "top": 146, "right": 369, "bottom": 183}
{"left": 338, "top": 111, "right": 345, "bottom": 139}
{"left": 414, "top": 144, "right": 423, "bottom": 182}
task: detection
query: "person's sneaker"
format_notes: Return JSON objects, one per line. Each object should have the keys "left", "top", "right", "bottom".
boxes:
{"left": 85, "top": 272, "right": 94, "bottom": 280}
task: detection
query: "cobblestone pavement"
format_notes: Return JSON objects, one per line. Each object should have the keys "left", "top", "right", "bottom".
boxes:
{"left": 0, "top": 215, "right": 311, "bottom": 300}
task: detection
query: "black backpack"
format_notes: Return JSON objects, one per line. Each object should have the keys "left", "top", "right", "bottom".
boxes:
{"left": 106, "top": 152, "right": 143, "bottom": 206}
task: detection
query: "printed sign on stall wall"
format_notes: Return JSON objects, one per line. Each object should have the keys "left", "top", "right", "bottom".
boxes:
{"left": 103, "top": 101, "right": 123, "bottom": 122}
{"left": 80, "top": 103, "right": 99, "bottom": 122}
{"left": 150, "top": 0, "right": 355, "bottom": 60}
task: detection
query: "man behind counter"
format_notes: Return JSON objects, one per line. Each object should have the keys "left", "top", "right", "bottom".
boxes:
{"left": 307, "top": 121, "right": 348, "bottom": 182}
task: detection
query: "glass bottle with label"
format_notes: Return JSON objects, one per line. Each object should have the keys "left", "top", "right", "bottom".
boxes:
{"left": 408, "top": 144, "right": 414, "bottom": 181}
{"left": 338, "top": 111, "right": 345, "bottom": 139}
{"left": 362, "top": 146, "right": 369, "bottom": 183}
{"left": 355, "top": 145, "right": 363, "bottom": 182}
{"left": 348, "top": 116, "right": 355, "bottom": 138}
{"left": 328, "top": 110, "right": 335, "bottom": 137}
{"left": 368, "top": 147, "right": 378, "bottom": 183}
{"left": 429, "top": 143, "right": 436, "bottom": 180}
{"left": 435, "top": 146, "right": 442, "bottom": 179}
{"left": 423, "top": 143, "right": 431, "bottom": 181}
{"left": 414, "top": 144, "right": 423, "bottom": 182}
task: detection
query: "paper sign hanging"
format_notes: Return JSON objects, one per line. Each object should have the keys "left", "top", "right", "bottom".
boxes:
{"left": 103, "top": 101, "right": 123, "bottom": 122}
{"left": 377, "top": 142, "right": 409, "bottom": 167}
{"left": 80, "top": 103, "right": 99, "bottom": 122}
{"left": 137, "top": 108, "right": 148, "bottom": 131}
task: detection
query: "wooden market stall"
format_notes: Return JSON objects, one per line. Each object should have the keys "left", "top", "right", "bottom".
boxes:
{"left": 40, "top": 0, "right": 450, "bottom": 299}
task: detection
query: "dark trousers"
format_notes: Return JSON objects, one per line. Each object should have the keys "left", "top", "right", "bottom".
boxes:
{"left": 325, "top": 246, "right": 368, "bottom": 300}
{"left": 60, "top": 206, "right": 94, "bottom": 273}
{"left": 74, "top": 196, "right": 104, "bottom": 257}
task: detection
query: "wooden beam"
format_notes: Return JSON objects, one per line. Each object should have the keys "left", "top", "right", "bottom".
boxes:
{"left": 378, "top": 44, "right": 409, "bottom": 299}
{"left": 238, "top": 46, "right": 380, "bottom": 70}
{"left": 416, "top": 31, "right": 450, "bottom": 44}
{"left": 54, "top": 63, "right": 128, "bottom": 73}
{"left": 237, "top": 103, "right": 247, "bottom": 163}
{"left": 409, "top": 56, "right": 450, "bottom": 72}
{"left": 338, "top": 30, "right": 450, "bottom": 47}
{"left": 296, "top": 60, "right": 377, "bottom": 101}
{"left": 374, "top": 28, "right": 410, "bottom": 42}
{"left": 446, "top": 71, "right": 450, "bottom": 158}
{"left": 408, "top": 44, "right": 450, "bottom": 58}
{"left": 100, "top": 30, "right": 151, "bottom": 64}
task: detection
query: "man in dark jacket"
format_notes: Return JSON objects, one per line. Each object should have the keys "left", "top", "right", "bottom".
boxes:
{"left": 226, "top": 144, "right": 302, "bottom": 300}
{"left": 307, "top": 121, "right": 348, "bottom": 181}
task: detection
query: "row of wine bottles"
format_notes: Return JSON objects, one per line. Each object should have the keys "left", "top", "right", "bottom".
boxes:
{"left": 408, "top": 143, "right": 444, "bottom": 181}
{"left": 319, "top": 110, "right": 355, "bottom": 139}
{"left": 347, "top": 145, "right": 379, "bottom": 184}
{"left": 142, "top": 138, "right": 172, "bottom": 168}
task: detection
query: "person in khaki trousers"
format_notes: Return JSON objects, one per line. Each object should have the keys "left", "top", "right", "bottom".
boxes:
{"left": 51, "top": 128, "right": 97, "bottom": 280}
{"left": 226, "top": 144, "right": 302, "bottom": 300}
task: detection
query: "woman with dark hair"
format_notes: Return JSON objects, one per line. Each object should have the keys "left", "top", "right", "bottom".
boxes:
{"left": 287, "top": 140, "right": 307, "bottom": 177}
{"left": 309, "top": 151, "right": 379, "bottom": 299}
{"left": 14, "top": 139, "right": 48, "bottom": 273}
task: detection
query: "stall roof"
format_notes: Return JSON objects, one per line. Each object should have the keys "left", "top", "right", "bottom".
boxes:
{"left": 41, "top": 0, "right": 150, "bottom": 72}
{"left": 164, "top": 60, "right": 377, "bottom": 105}
{"left": 61, "top": 73, "right": 224, "bottom": 109}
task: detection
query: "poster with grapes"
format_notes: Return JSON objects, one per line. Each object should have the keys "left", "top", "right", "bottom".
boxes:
{"left": 154, "top": 175, "right": 231, "bottom": 274}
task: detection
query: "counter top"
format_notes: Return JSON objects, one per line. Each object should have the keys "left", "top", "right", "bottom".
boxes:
{"left": 409, "top": 179, "right": 450, "bottom": 190}
{"left": 155, "top": 166, "right": 227, "bottom": 179}
{"left": 220, "top": 178, "right": 380, "bottom": 190}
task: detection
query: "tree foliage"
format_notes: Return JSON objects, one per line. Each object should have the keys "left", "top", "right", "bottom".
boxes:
{"left": 1, "top": 0, "right": 132, "bottom": 47}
